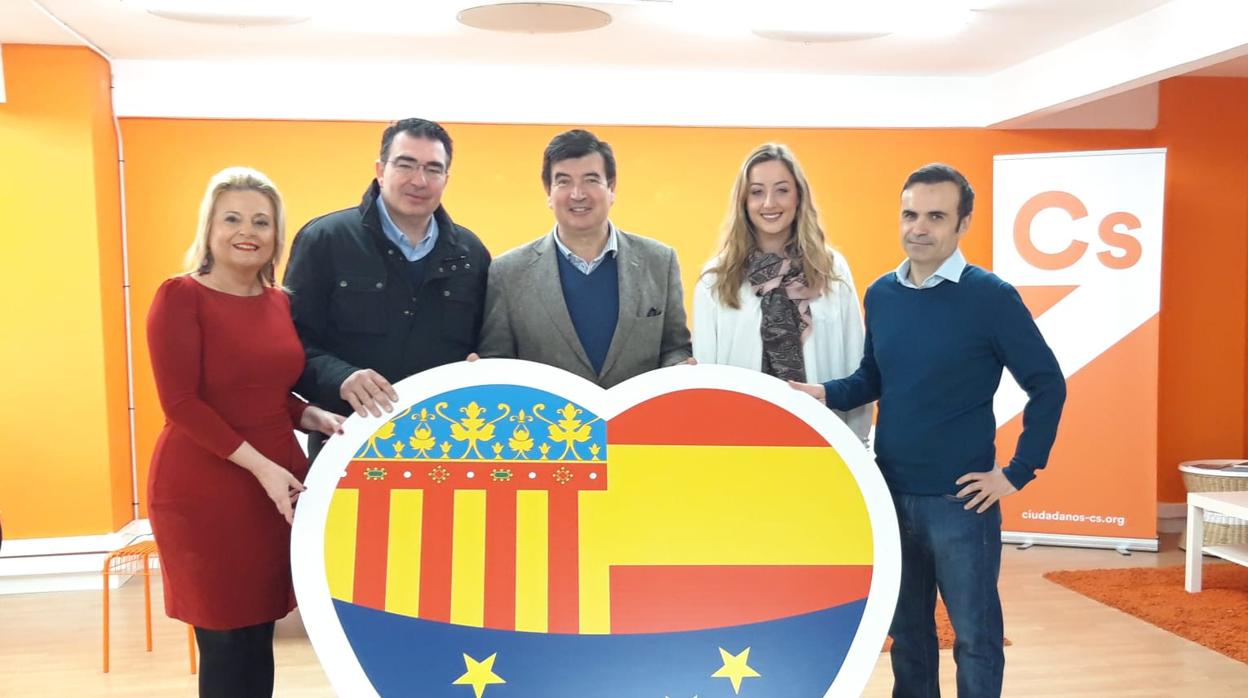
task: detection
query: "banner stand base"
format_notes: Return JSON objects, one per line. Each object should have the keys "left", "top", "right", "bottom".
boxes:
{"left": 1003, "top": 531, "right": 1158, "bottom": 553}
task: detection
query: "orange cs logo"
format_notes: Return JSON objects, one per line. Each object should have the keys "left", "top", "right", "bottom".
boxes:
{"left": 1013, "top": 191, "right": 1143, "bottom": 270}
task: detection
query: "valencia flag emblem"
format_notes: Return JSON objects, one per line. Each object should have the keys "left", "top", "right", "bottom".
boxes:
{"left": 293, "top": 360, "right": 899, "bottom": 697}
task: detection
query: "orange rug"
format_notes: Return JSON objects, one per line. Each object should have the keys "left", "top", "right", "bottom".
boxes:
{"left": 1044, "top": 564, "right": 1248, "bottom": 663}
{"left": 881, "top": 600, "right": 1011, "bottom": 652}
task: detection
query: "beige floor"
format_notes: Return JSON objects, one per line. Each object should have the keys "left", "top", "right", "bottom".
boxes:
{"left": 1, "top": 538, "right": 1245, "bottom": 697}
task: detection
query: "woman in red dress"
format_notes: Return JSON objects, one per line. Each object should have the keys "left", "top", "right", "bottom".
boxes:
{"left": 147, "top": 167, "right": 344, "bottom": 697}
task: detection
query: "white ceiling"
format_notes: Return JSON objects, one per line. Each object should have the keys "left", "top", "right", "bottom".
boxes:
{"left": 0, "top": 0, "right": 1174, "bottom": 74}
{"left": 2, "top": 0, "right": 1246, "bottom": 127}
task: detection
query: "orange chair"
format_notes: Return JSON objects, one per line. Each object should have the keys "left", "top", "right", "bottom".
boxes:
{"left": 102, "top": 540, "right": 197, "bottom": 674}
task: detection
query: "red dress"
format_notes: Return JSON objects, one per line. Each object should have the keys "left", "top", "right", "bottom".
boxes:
{"left": 147, "top": 275, "right": 309, "bottom": 630}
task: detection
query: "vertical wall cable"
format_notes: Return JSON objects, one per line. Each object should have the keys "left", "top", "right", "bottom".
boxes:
{"left": 29, "top": 1, "right": 142, "bottom": 520}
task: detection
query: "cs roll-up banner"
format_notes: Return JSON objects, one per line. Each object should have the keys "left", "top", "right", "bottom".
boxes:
{"left": 993, "top": 148, "right": 1166, "bottom": 551}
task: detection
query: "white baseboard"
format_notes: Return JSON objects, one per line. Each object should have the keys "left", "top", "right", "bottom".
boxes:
{"left": 0, "top": 519, "right": 153, "bottom": 595}
{"left": 1158, "top": 501, "right": 1187, "bottom": 534}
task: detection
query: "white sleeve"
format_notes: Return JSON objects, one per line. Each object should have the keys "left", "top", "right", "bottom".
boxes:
{"left": 692, "top": 271, "right": 719, "bottom": 365}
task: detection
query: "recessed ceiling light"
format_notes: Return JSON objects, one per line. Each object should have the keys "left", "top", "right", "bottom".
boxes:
{"left": 457, "top": 2, "right": 612, "bottom": 34}
{"left": 752, "top": 28, "right": 890, "bottom": 43}
{"left": 124, "top": 1, "right": 311, "bottom": 26}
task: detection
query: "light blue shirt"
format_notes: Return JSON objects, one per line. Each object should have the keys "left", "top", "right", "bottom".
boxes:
{"left": 377, "top": 195, "right": 439, "bottom": 262}
{"left": 552, "top": 223, "right": 619, "bottom": 275}
{"left": 894, "top": 249, "right": 967, "bottom": 289}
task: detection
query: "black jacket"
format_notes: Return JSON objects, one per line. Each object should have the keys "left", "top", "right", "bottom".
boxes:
{"left": 284, "top": 182, "right": 490, "bottom": 416}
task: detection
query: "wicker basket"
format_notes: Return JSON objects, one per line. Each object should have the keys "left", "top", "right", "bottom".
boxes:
{"left": 1181, "top": 467, "right": 1248, "bottom": 546}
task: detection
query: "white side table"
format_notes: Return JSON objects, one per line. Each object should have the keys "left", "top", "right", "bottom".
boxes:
{"left": 1185, "top": 490, "right": 1248, "bottom": 592}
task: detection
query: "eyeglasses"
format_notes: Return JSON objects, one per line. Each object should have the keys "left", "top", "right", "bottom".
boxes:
{"left": 388, "top": 158, "right": 447, "bottom": 181}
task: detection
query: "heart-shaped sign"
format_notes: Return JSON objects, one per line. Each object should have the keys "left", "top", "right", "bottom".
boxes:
{"left": 293, "top": 360, "right": 899, "bottom": 697}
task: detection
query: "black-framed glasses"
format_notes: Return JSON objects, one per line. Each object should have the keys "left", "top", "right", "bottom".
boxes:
{"left": 389, "top": 158, "right": 447, "bottom": 180}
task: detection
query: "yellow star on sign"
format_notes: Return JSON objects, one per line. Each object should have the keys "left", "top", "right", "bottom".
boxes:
{"left": 711, "top": 646, "right": 760, "bottom": 694}
{"left": 452, "top": 652, "right": 505, "bottom": 698}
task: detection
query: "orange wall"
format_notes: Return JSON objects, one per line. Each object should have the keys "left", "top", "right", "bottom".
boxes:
{"left": 0, "top": 45, "right": 130, "bottom": 538}
{"left": 4, "top": 43, "right": 1246, "bottom": 538}
{"left": 119, "top": 121, "right": 1161, "bottom": 515}
{"left": 1154, "top": 77, "right": 1248, "bottom": 502}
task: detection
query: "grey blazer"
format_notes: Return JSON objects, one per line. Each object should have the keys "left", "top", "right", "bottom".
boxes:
{"left": 479, "top": 229, "right": 693, "bottom": 387}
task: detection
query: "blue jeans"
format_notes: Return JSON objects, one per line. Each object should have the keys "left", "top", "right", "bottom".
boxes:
{"left": 889, "top": 493, "right": 1004, "bottom": 698}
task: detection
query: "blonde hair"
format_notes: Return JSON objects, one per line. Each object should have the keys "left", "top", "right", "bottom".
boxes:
{"left": 183, "top": 166, "right": 286, "bottom": 286}
{"left": 706, "top": 143, "right": 839, "bottom": 308}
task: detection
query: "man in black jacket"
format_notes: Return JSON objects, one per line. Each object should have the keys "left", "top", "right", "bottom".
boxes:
{"left": 285, "top": 118, "right": 490, "bottom": 457}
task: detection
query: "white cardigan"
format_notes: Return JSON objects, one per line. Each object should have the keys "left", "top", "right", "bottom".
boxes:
{"left": 692, "top": 252, "right": 872, "bottom": 443}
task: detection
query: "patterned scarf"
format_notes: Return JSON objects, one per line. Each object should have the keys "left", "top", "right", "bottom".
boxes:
{"left": 747, "top": 246, "right": 820, "bottom": 382}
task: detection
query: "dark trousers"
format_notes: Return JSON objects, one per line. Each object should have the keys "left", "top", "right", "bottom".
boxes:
{"left": 889, "top": 493, "right": 1004, "bottom": 698}
{"left": 307, "top": 431, "right": 328, "bottom": 463}
{"left": 193, "top": 621, "right": 276, "bottom": 698}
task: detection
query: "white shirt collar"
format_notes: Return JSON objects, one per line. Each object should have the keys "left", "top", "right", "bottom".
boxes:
{"left": 551, "top": 222, "right": 619, "bottom": 275}
{"left": 894, "top": 248, "right": 967, "bottom": 290}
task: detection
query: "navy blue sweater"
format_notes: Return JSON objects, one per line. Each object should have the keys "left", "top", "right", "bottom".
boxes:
{"left": 557, "top": 252, "right": 619, "bottom": 376}
{"left": 823, "top": 265, "right": 1065, "bottom": 495}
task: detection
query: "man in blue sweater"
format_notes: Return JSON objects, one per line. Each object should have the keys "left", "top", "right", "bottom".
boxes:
{"left": 478, "top": 129, "right": 692, "bottom": 385}
{"left": 792, "top": 164, "right": 1065, "bottom": 697}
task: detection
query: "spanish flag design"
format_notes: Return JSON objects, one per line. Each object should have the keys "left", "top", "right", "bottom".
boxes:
{"left": 294, "top": 362, "right": 896, "bottom": 698}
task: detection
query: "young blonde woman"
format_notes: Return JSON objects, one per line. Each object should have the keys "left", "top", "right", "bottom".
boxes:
{"left": 693, "top": 143, "right": 870, "bottom": 442}
{"left": 146, "top": 167, "right": 343, "bottom": 697}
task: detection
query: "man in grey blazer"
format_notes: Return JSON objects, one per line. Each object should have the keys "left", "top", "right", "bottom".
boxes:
{"left": 478, "top": 129, "right": 692, "bottom": 387}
